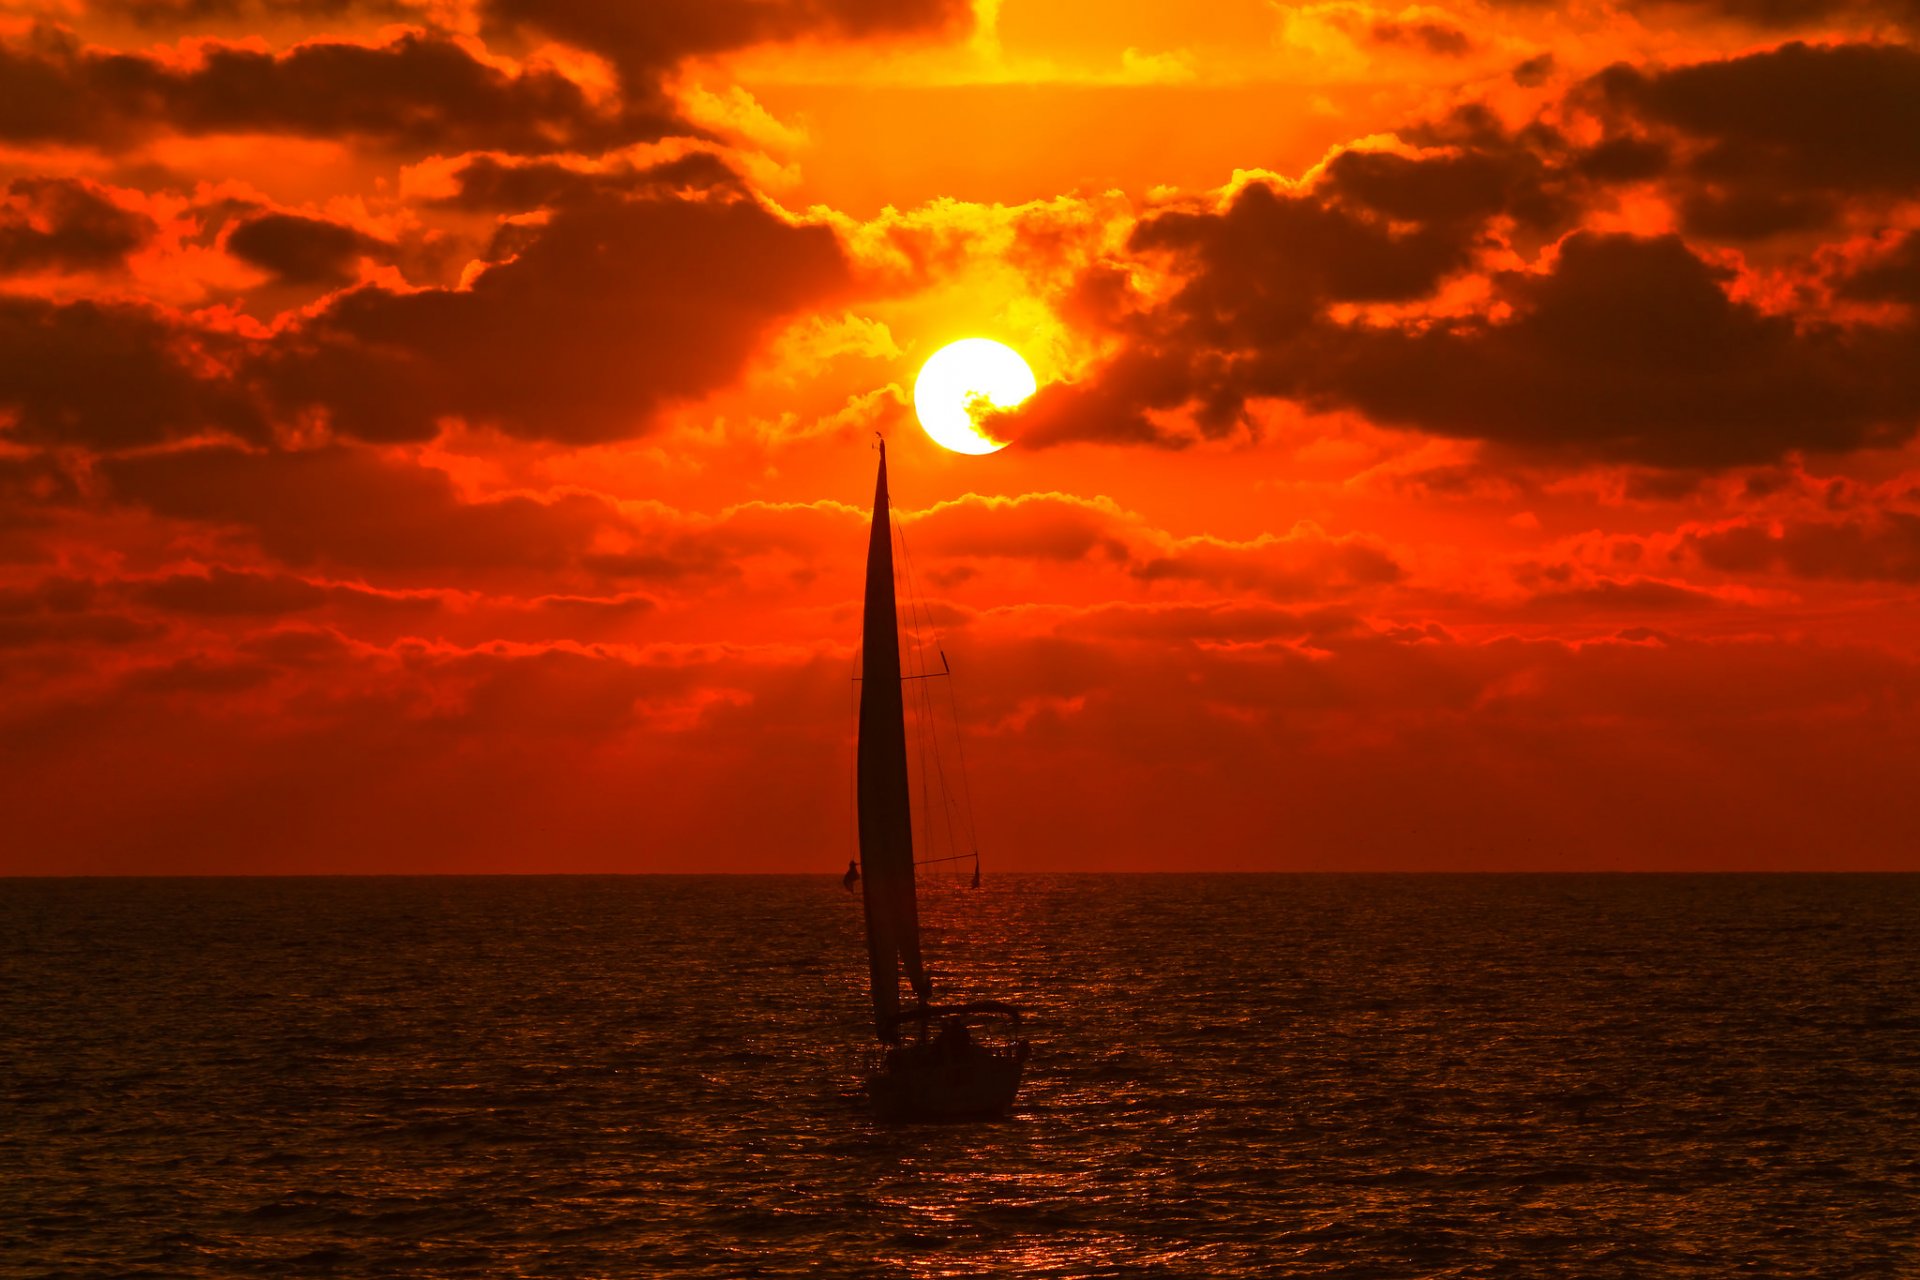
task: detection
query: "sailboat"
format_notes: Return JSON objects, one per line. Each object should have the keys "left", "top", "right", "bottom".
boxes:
{"left": 853, "top": 439, "right": 1028, "bottom": 1123}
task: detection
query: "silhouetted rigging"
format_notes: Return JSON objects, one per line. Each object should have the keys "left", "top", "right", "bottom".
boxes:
{"left": 847, "top": 436, "right": 1027, "bottom": 1122}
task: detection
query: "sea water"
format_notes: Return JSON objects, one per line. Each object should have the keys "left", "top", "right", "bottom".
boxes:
{"left": 2, "top": 875, "right": 1915, "bottom": 1278}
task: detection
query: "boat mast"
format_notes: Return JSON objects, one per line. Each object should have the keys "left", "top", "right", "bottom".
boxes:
{"left": 856, "top": 439, "right": 931, "bottom": 1043}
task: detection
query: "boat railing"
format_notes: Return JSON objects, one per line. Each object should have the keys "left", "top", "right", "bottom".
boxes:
{"left": 882, "top": 999, "right": 1023, "bottom": 1033}
{"left": 864, "top": 1037, "right": 1027, "bottom": 1072}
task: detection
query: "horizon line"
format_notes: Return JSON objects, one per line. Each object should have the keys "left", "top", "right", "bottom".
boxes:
{"left": 4, "top": 869, "right": 1915, "bottom": 880}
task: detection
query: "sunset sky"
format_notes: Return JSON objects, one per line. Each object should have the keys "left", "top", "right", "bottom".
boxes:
{"left": 3, "top": 0, "right": 1918, "bottom": 873}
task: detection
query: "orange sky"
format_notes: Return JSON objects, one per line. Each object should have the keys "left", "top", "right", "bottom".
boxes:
{"left": 2, "top": 0, "right": 1918, "bottom": 873}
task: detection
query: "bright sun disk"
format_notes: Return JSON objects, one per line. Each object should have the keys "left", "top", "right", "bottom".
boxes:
{"left": 913, "top": 338, "right": 1036, "bottom": 455}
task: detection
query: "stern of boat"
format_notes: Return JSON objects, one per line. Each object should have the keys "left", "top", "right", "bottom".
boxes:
{"left": 866, "top": 1039, "right": 1029, "bottom": 1123}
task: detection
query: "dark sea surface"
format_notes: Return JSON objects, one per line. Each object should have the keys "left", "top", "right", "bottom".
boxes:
{"left": 2, "top": 875, "right": 1916, "bottom": 1279}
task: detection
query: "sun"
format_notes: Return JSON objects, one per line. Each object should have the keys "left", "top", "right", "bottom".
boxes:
{"left": 913, "top": 339, "right": 1036, "bottom": 455}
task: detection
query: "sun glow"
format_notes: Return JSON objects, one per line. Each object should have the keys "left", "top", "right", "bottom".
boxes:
{"left": 913, "top": 338, "right": 1036, "bottom": 455}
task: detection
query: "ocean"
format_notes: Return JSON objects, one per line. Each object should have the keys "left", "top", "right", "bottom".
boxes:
{"left": 2, "top": 875, "right": 1915, "bottom": 1278}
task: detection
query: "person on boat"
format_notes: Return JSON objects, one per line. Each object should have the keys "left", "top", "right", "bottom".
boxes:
{"left": 935, "top": 1016, "right": 972, "bottom": 1061}
{"left": 842, "top": 859, "right": 859, "bottom": 891}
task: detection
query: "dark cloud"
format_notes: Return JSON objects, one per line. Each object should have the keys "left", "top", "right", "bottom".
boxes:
{"left": 0, "top": 295, "right": 263, "bottom": 448}
{"left": 1616, "top": 0, "right": 1920, "bottom": 30}
{"left": 235, "top": 624, "right": 353, "bottom": 666}
{"left": 224, "top": 212, "right": 390, "bottom": 286}
{"left": 1007, "top": 165, "right": 1920, "bottom": 465}
{"left": 581, "top": 497, "right": 858, "bottom": 589}
{"left": 101, "top": 0, "right": 427, "bottom": 25}
{"left": 1053, "top": 601, "right": 1362, "bottom": 645}
{"left": 256, "top": 190, "right": 849, "bottom": 443}
{"left": 1594, "top": 42, "right": 1920, "bottom": 238}
{"left": 1319, "top": 141, "right": 1576, "bottom": 240}
{"left": 1839, "top": 231, "right": 1920, "bottom": 304}
{"left": 9, "top": 2, "right": 974, "bottom": 160}
{"left": 119, "top": 652, "right": 277, "bottom": 696}
{"left": 430, "top": 151, "right": 744, "bottom": 212}
{"left": 1674, "top": 187, "right": 1837, "bottom": 240}
{"left": 0, "top": 575, "right": 96, "bottom": 617}
{"left": 1010, "top": 171, "right": 1527, "bottom": 446}
{"left": 1512, "top": 53, "right": 1556, "bottom": 86}
{"left": 1571, "top": 136, "right": 1670, "bottom": 184}
{"left": 1490, "top": 0, "right": 1918, "bottom": 31}
{"left": 1139, "top": 173, "right": 1493, "bottom": 312}
{"left": 0, "top": 452, "right": 81, "bottom": 512}
{"left": 1686, "top": 512, "right": 1920, "bottom": 581}
{"left": 479, "top": 0, "right": 972, "bottom": 85}
{"left": 1520, "top": 576, "right": 1728, "bottom": 613}
{"left": 0, "top": 23, "right": 655, "bottom": 153}
{"left": 907, "top": 493, "right": 1133, "bottom": 562}
{"left": 1286, "top": 233, "right": 1917, "bottom": 467}
{"left": 901, "top": 494, "right": 1400, "bottom": 602}
{"left": 0, "top": 452, "right": 80, "bottom": 565}
{"left": 524, "top": 592, "right": 656, "bottom": 620}
{"left": 134, "top": 566, "right": 440, "bottom": 616}
{"left": 1129, "top": 531, "right": 1403, "bottom": 601}
{"left": 0, "top": 177, "right": 154, "bottom": 274}
{"left": 101, "top": 445, "right": 617, "bottom": 577}
{"left": 1003, "top": 116, "right": 1656, "bottom": 448}
{"left": 998, "top": 347, "right": 1206, "bottom": 448}
{"left": 0, "top": 179, "right": 847, "bottom": 454}
{"left": 0, "top": 576, "right": 157, "bottom": 649}
{"left": 1366, "top": 15, "right": 1473, "bottom": 56}
{"left": 137, "top": 566, "right": 331, "bottom": 616}
{"left": 583, "top": 547, "right": 741, "bottom": 584}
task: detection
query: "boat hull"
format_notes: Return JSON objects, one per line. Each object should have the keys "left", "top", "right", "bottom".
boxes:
{"left": 865, "top": 1042, "right": 1029, "bottom": 1123}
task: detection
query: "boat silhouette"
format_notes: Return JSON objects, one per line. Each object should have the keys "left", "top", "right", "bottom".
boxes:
{"left": 852, "top": 439, "right": 1028, "bottom": 1122}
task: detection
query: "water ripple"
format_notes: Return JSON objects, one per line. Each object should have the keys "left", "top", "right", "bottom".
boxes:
{"left": 2, "top": 874, "right": 1916, "bottom": 1278}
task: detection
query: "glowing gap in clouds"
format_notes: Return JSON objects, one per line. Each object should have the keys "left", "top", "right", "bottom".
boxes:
{"left": 913, "top": 339, "right": 1036, "bottom": 455}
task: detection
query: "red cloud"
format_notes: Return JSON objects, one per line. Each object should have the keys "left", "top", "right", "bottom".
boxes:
{"left": 478, "top": 0, "right": 973, "bottom": 84}
{"left": 7, "top": 617, "right": 1915, "bottom": 872}
{"left": 0, "top": 295, "right": 262, "bottom": 447}
{"left": 102, "top": 444, "right": 617, "bottom": 580}
{"left": 2, "top": 4, "right": 1918, "bottom": 875}
{"left": 223, "top": 211, "right": 391, "bottom": 285}
{"left": 256, "top": 190, "right": 850, "bottom": 443}
{"left": 1686, "top": 512, "right": 1920, "bottom": 582}
{"left": 0, "top": 24, "right": 653, "bottom": 152}
{"left": 0, "top": 177, "right": 154, "bottom": 275}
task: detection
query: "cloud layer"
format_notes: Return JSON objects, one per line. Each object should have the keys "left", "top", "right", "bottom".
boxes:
{"left": 1, "top": 0, "right": 1916, "bottom": 871}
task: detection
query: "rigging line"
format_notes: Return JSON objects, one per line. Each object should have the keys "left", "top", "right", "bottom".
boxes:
{"left": 902, "top": 525, "right": 956, "bottom": 875}
{"left": 895, "top": 502, "right": 938, "bottom": 866}
{"left": 893, "top": 506, "right": 966, "bottom": 875}
{"left": 910, "top": 537, "right": 962, "bottom": 872}
{"left": 943, "top": 649, "right": 984, "bottom": 862}
{"left": 892, "top": 501, "right": 980, "bottom": 869}
{"left": 893, "top": 504, "right": 938, "bottom": 864}
{"left": 889, "top": 489, "right": 944, "bottom": 867}
{"left": 926, "top": 671, "right": 963, "bottom": 873}
{"left": 891, "top": 505, "right": 936, "bottom": 869}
